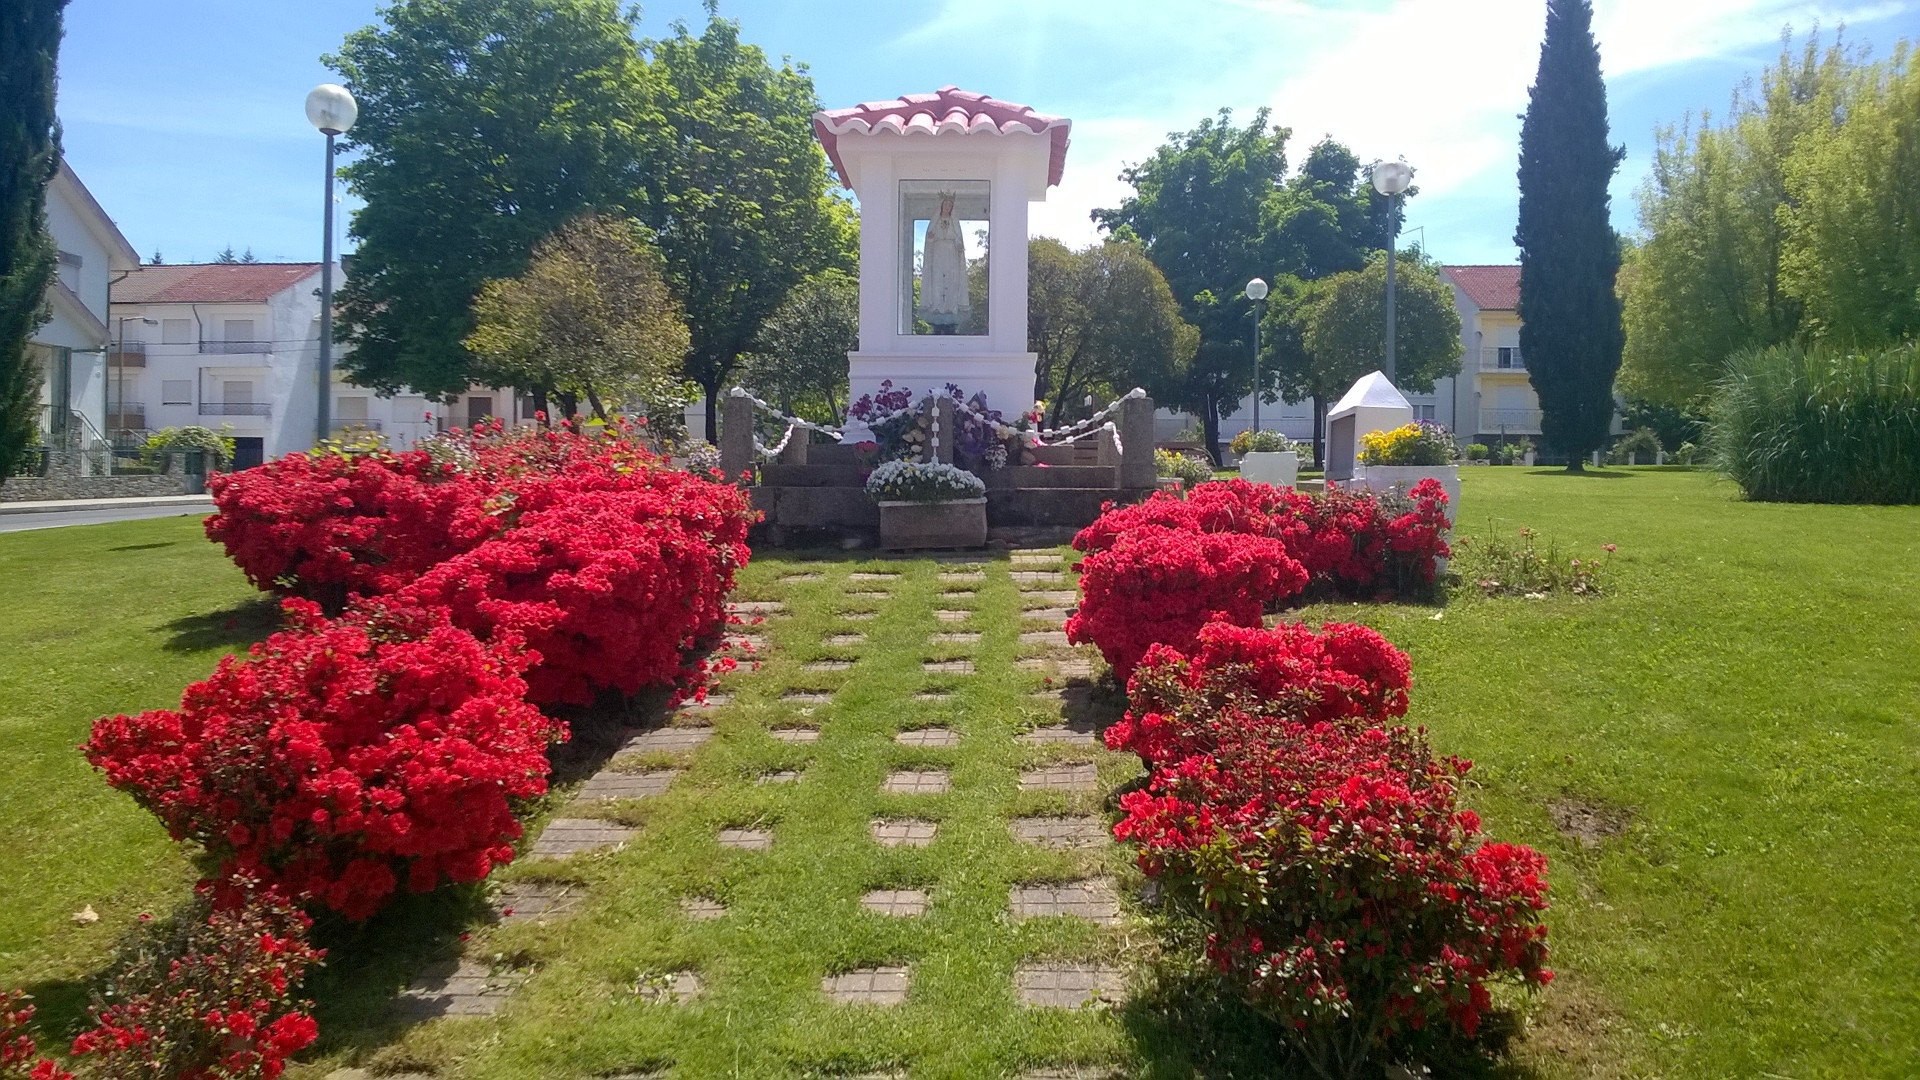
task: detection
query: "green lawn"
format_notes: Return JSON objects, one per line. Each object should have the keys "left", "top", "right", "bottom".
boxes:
{"left": 1, "top": 470, "right": 1916, "bottom": 1077}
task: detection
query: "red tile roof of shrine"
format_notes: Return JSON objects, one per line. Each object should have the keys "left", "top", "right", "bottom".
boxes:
{"left": 813, "top": 87, "right": 1072, "bottom": 188}
{"left": 1441, "top": 265, "right": 1521, "bottom": 311}
{"left": 114, "top": 262, "right": 324, "bottom": 305}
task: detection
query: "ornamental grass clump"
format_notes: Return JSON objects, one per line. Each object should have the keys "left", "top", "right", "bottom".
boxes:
{"left": 1708, "top": 341, "right": 1920, "bottom": 504}
{"left": 864, "top": 459, "right": 986, "bottom": 502}
{"left": 1110, "top": 620, "right": 1553, "bottom": 1076}
{"left": 1359, "top": 421, "right": 1458, "bottom": 466}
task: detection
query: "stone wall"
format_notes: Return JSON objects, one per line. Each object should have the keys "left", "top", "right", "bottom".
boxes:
{"left": 1, "top": 448, "right": 189, "bottom": 502}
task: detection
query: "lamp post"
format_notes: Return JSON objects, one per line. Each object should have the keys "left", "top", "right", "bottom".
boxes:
{"left": 305, "top": 84, "right": 357, "bottom": 446}
{"left": 1371, "top": 160, "right": 1414, "bottom": 384}
{"left": 1244, "top": 277, "right": 1268, "bottom": 433}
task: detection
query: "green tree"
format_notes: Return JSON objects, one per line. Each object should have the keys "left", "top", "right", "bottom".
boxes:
{"left": 638, "top": 14, "right": 855, "bottom": 440}
{"left": 737, "top": 268, "right": 857, "bottom": 423}
{"left": 1620, "top": 35, "right": 1853, "bottom": 405}
{"left": 325, "top": 0, "right": 651, "bottom": 399}
{"left": 1094, "top": 109, "right": 1289, "bottom": 460}
{"left": 214, "top": 245, "right": 238, "bottom": 264}
{"left": 1027, "top": 236, "right": 1197, "bottom": 425}
{"left": 0, "top": 0, "right": 65, "bottom": 484}
{"left": 1283, "top": 254, "right": 1461, "bottom": 436}
{"left": 1516, "top": 0, "right": 1626, "bottom": 469}
{"left": 1781, "top": 43, "right": 1920, "bottom": 347}
{"left": 466, "top": 214, "right": 690, "bottom": 424}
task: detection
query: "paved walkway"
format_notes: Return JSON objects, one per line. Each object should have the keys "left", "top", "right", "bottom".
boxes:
{"left": 383, "top": 548, "right": 1131, "bottom": 1077}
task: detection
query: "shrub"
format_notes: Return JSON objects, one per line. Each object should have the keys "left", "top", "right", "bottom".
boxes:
{"left": 1607, "top": 427, "right": 1662, "bottom": 464}
{"left": 1074, "top": 479, "right": 1452, "bottom": 601}
{"left": 86, "top": 601, "right": 562, "bottom": 920}
{"left": 141, "top": 426, "right": 234, "bottom": 470}
{"left": 1065, "top": 527, "right": 1308, "bottom": 682}
{"left": 401, "top": 472, "right": 753, "bottom": 708}
{"left": 1154, "top": 448, "right": 1213, "bottom": 489}
{"left": 1, "top": 991, "right": 68, "bottom": 1079}
{"left": 1109, "top": 620, "right": 1551, "bottom": 1075}
{"left": 1465, "top": 442, "right": 1491, "bottom": 461}
{"left": 1229, "top": 428, "right": 1291, "bottom": 456}
{"left": 1709, "top": 341, "right": 1920, "bottom": 504}
{"left": 1359, "top": 421, "right": 1457, "bottom": 466}
{"left": 863, "top": 459, "right": 986, "bottom": 502}
{"left": 69, "top": 883, "right": 323, "bottom": 1080}
{"left": 204, "top": 449, "right": 498, "bottom": 611}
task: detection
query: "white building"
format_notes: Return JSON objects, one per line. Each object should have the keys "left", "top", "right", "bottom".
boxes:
{"left": 30, "top": 161, "right": 141, "bottom": 450}
{"left": 109, "top": 263, "right": 521, "bottom": 467}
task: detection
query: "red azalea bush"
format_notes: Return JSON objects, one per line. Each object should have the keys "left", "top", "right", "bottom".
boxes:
{"left": 1064, "top": 527, "right": 1308, "bottom": 682}
{"left": 398, "top": 473, "right": 753, "bottom": 708}
{"left": 1109, "top": 620, "right": 1551, "bottom": 1074}
{"left": 85, "top": 601, "right": 563, "bottom": 920}
{"left": 69, "top": 886, "right": 322, "bottom": 1080}
{"left": 1073, "top": 477, "right": 1453, "bottom": 600}
{"left": 205, "top": 449, "right": 498, "bottom": 611}
{"left": 1105, "top": 620, "right": 1412, "bottom": 767}
{"left": 1, "top": 992, "right": 68, "bottom": 1080}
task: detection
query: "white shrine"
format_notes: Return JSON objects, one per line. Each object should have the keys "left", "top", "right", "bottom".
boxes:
{"left": 812, "top": 87, "right": 1072, "bottom": 414}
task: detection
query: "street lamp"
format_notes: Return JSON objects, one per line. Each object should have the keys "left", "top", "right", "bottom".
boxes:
{"left": 1244, "top": 277, "right": 1269, "bottom": 433}
{"left": 305, "top": 83, "right": 357, "bottom": 446}
{"left": 1371, "top": 160, "right": 1414, "bottom": 384}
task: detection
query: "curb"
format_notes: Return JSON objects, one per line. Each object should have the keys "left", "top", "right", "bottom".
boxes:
{"left": 0, "top": 497, "right": 214, "bottom": 517}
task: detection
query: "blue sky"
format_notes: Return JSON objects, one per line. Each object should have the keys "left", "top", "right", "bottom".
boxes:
{"left": 58, "top": 0, "right": 1916, "bottom": 268}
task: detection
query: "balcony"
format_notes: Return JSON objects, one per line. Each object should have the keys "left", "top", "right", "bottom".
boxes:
{"left": 200, "top": 340, "right": 273, "bottom": 356}
{"left": 1480, "top": 347, "right": 1527, "bottom": 373}
{"left": 200, "top": 401, "right": 271, "bottom": 417}
{"left": 106, "top": 403, "right": 146, "bottom": 430}
{"left": 1479, "top": 408, "right": 1543, "bottom": 434}
{"left": 110, "top": 341, "right": 146, "bottom": 368}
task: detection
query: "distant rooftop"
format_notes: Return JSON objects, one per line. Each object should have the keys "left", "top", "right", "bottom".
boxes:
{"left": 113, "top": 262, "right": 323, "bottom": 305}
{"left": 1441, "top": 265, "right": 1520, "bottom": 312}
{"left": 813, "top": 86, "right": 1072, "bottom": 188}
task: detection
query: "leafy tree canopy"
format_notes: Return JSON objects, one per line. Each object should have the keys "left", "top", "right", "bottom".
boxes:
{"left": 466, "top": 213, "right": 691, "bottom": 424}
{"left": 737, "top": 267, "right": 857, "bottom": 424}
{"left": 638, "top": 14, "right": 855, "bottom": 439}
{"left": 1027, "top": 236, "right": 1197, "bottom": 426}
{"left": 1280, "top": 252, "right": 1461, "bottom": 415}
{"left": 325, "top": 0, "right": 652, "bottom": 399}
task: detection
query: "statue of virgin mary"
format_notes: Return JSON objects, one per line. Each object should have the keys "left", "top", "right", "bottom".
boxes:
{"left": 917, "top": 192, "right": 970, "bottom": 334}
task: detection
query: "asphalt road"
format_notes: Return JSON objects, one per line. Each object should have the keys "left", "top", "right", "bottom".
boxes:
{"left": 0, "top": 505, "right": 213, "bottom": 534}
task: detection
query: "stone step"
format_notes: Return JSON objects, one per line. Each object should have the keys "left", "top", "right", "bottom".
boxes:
{"left": 759, "top": 463, "right": 869, "bottom": 487}
{"left": 988, "top": 488, "right": 1150, "bottom": 528}
{"left": 988, "top": 465, "right": 1117, "bottom": 489}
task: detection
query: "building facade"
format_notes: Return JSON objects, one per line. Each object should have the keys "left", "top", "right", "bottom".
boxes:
{"left": 31, "top": 161, "right": 142, "bottom": 451}
{"left": 109, "top": 263, "right": 521, "bottom": 466}
{"left": 1438, "top": 265, "right": 1540, "bottom": 444}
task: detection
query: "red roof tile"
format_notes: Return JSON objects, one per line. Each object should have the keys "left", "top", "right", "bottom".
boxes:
{"left": 814, "top": 86, "right": 1072, "bottom": 188}
{"left": 1441, "top": 265, "right": 1520, "bottom": 311}
{"left": 113, "top": 263, "right": 324, "bottom": 305}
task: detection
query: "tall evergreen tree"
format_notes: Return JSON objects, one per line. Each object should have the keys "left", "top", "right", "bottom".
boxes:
{"left": 0, "top": 0, "right": 65, "bottom": 485}
{"left": 1515, "top": 0, "right": 1625, "bottom": 470}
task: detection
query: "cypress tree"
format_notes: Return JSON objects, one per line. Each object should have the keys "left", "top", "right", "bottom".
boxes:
{"left": 0, "top": 0, "right": 66, "bottom": 485}
{"left": 1515, "top": 0, "right": 1625, "bottom": 471}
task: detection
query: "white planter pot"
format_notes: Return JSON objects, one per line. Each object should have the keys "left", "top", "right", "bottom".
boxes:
{"left": 1239, "top": 450, "right": 1299, "bottom": 488}
{"left": 877, "top": 498, "right": 988, "bottom": 550}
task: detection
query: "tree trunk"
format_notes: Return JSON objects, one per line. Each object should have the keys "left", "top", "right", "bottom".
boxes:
{"left": 557, "top": 390, "right": 579, "bottom": 422}
{"left": 1566, "top": 458, "right": 1585, "bottom": 473}
{"left": 703, "top": 384, "right": 720, "bottom": 443}
{"left": 584, "top": 383, "right": 608, "bottom": 422}
{"left": 1311, "top": 395, "right": 1327, "bottom": 468}
{"left": 1201, "top": 398, "right": 1222, "bottom": 465}
{"left": 530, "top": 387, "right": 550, "bottom": 426}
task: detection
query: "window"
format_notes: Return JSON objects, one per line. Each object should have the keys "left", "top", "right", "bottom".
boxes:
{"left": 335, "top": 395, "right": 369, "bottom": 420}
{"left": 391, "top": 394, "right": 427, "bottom": 423}
{"left": 899, "top": 178, "right": 989, "bottom": 336}
{"left": 223, "top": 319, "right": 255, "bottom": 343}
{"left": 162, "top": 319, "right": 193, "bottom": 345}
{"left": 466, "top": 395, "right": 494, "bottom": 426}
{"left": 222, "top": 380, "right": 254, "bottom": 404}
{"left": 162, "top": 380, "right": 193, "bottom": 405}
{"left": 1414, "top": 404, "right": 1437, "bottom": 421}
{"left": 1497, "top": 346, "right": 1525, "bottom": 369}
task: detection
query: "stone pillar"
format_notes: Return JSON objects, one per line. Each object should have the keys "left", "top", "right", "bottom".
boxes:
{"left": 777, "top": 428, "right": 810, "bottom": 464}
{"left": 719, "top": 392, "right": 755, "bottom": 480}
{"left": 933, "top": 396, "right": 956, "bottom": 464}
{"left": 1117, "top": 393, "right": 1156, "bottom": 490}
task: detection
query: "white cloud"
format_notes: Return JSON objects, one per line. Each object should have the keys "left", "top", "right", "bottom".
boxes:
{"left": 1016, "top": 0, "right": 1913, "bottom": 255}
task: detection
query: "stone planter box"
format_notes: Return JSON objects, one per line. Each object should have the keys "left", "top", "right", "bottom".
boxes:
{"left": 878, "top": 498, "right": 987, "bottom": 550}
{"left": 1239, "top": 450, "right": 1299, "bottom": 488}
{"left": 1354, "top": 464, "right": 1461, "bottom": 515}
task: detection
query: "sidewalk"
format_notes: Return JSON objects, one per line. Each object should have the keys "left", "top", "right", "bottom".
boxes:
{"left": 0, "top": 493, "right": 214, "bottom": 516}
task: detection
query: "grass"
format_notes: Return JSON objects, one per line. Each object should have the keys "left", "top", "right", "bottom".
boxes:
{"left": 1, "top": 469, "right": 1916, "bottom": 1076}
